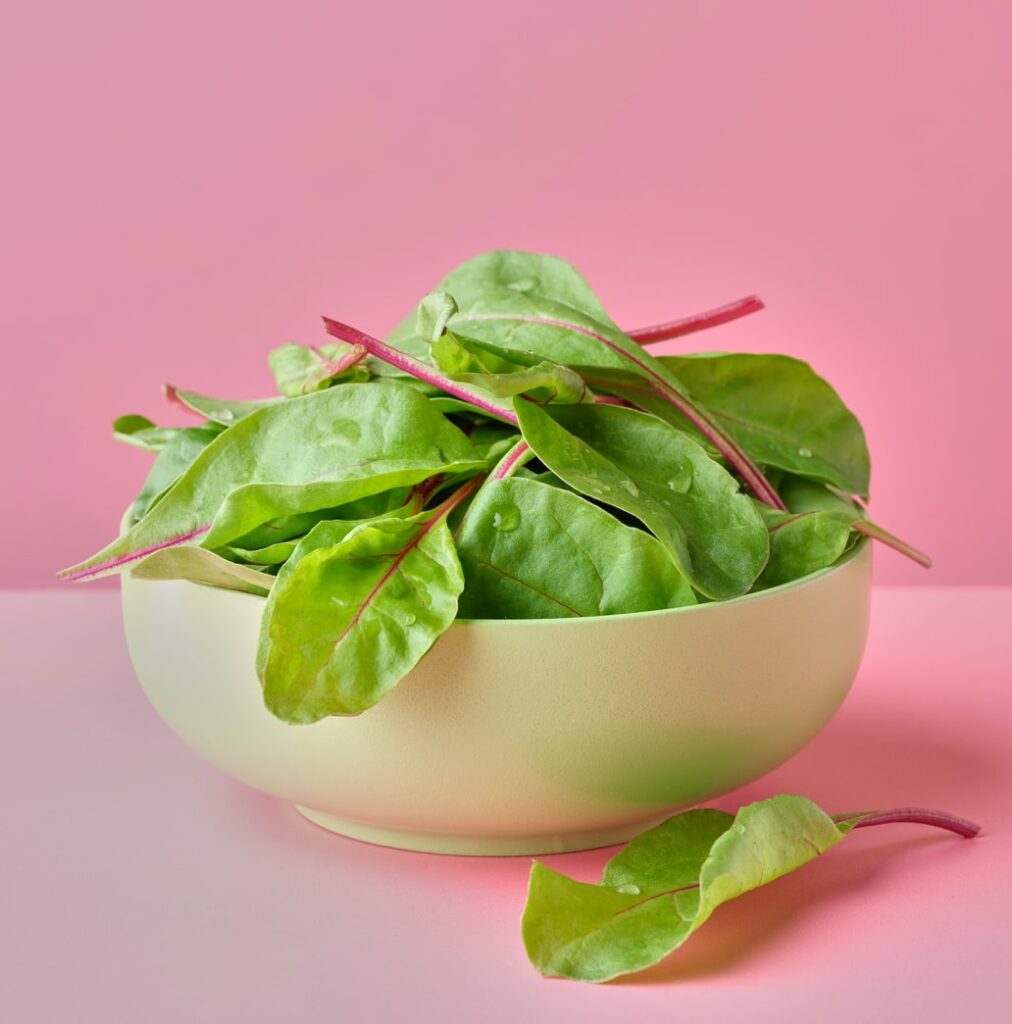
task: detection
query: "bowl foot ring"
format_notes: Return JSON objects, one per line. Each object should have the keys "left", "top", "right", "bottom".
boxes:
{"left": 293, "top": 805, "right": 668, "bottom": 857}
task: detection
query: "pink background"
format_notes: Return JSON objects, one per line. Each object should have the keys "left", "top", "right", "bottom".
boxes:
{"left": 3, "top": 0, "right": 1010, "bottom": 588}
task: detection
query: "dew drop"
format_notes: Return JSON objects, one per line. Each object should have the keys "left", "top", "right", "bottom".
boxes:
{"left": 216, "top": 409, "right": 234, "bottom": 423}
{"left": 402, "top": 612, "right": 417, "bottom": 626}
{"left": 508, "top": 277, "right": 538, "bottom": 292}
{"left": 491, "top": 504, "right": 521, "bottom": 532}
{"left": 666, "top": 461, "right": 694, "bottom": 494}
{"left": 616, "top": 883, "right": 641, "bottom": 895}
{"left": 798, "top": 447, "right": 813, "bottom": 458}
{"left": 621, "top": 479, "right": 640, "bottom": 497}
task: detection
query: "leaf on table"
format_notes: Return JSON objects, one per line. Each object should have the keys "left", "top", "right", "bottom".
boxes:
{"left": 516, "top": 402, "right": 769, "bottom": 600}
{"left": 522, "top": 795, "right": 850, "bottom": 983}
{"left": 457, "top": 477, "right": 696, "bottom": 618}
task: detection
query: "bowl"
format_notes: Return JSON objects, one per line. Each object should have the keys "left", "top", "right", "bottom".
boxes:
{"left": 120, "top": 540, "right": 871, "bottom": 855}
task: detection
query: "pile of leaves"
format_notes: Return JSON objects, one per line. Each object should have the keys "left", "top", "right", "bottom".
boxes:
{"left": 60, "top": 251, "right": 928, "bottom": 724}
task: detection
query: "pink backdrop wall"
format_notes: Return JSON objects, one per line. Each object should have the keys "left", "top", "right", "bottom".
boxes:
{"left": 3, "top": 1, "right": 1009, "bottom": 587}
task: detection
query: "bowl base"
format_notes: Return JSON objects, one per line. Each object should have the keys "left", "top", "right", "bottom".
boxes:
{"left": 294, "top": 805, "right": 668, "bottom": 856}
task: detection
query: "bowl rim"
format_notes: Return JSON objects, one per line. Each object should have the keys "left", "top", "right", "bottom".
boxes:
{"left": 120, "top": 500, "right": 870, "bottom": 628}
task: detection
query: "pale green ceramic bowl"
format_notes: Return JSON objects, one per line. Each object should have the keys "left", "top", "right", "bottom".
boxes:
{"left": 120, "top": 541, "right": 871, "bottom": 855}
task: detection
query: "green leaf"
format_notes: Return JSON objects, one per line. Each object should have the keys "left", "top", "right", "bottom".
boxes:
{"left": 256, "top": 494, "right": 471, "bottom": 722}
{"left": 386, "top": 250, "right": 622, "bottom": 360}
{"left": 130, "top": 546, "right": 274, "bottom": 595}
{"left": 268, "top": 342, "right": 369, "bottom": 397}
{"left": 389, "top": 252, "right": 782, "bottom": 507}
{"left": 522, "top": 795, "right": 850, "bottom": 983}
{"left": 129, "top": 423, "right": 225, "bottom": 521}
{"left": 755, "top": 476, "right": 863, "bottom": 587}
{"left": 167, "top": 386, "right": 280, "bottom": 426}
{"left": 112, "top": 414, "right": 179, "bottom": 452}
{"left": 416, "top": 291, "right": 459, "bottom": 345}
{"left": 222, "top": 490, "right": 417, "bottom": 565}
{"left": 60, "top": 383, "right": 484, "bottom": 582}
{"left": 659, "top": 353, "right": 871, "bottom": 498}
{"left": 515, "top": 402, "right": 769, "bottom": 599}
{"left": 428, "top": 329, "right": 587, "bottom": 403}
{"left": 221, "top": 538, "right": 302, "bottom": 566}
{"left": 569, "top": 365, "right": 724, "bottom": 459}
{"left": 457, "top": 477, "right": 696, "bottom": 617}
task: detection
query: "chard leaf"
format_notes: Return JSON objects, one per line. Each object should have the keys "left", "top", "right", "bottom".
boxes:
{"left": 112, "top": 415, "right": 179, "bottom": 452}
{"left": 226, "top": 490, "right": 413, "bottom": 551}
{"left": 755, "top": 476, "right": 862, "bottom": 587}
{"left": 223, "top": 490, "right": 418, "bottom": 565}
{"left": 268, "top": 342, "right": 368, "bottom": 397}
{"left": 430, "top": 327, "right": 588, "bottom": 404}
{"left": 130, "top": 423, "right": 225, "bottom": 521}
{"left": 457, "top": 477, "right": 696, "bottom": 618}
{"left": 659, "top": 353, "right": 871, "bottom": 498}
{"left": 524, "top": 796, "right": 979, "bottom": 983}
{"left": 515, "top": 402, "right": 768, "bottom": 600}
{"left": 256, "top": 480, "right": 478, "bottom": 722}
{"left": 758, "top": 511, "right": 855, "bottom": 587}
{"left": 166, "top": 386, "right": 280, "bottom": 426}
{"left": 130, "top": 546, "right": 274, "bottom": 595}
{"left": 323, "top": 317, "right": 520, "bottom": 426}
{"left": 389, "top": 252, "right": 783, "bottom": 507}
{"left": 60, "top": 383, "right": 484, "bottom": 582}
{"left": 756, "top": 475, "right": 931, "bottom": 579}
{"left": 448, "top": 362, "right": 587, "bottom": 403}
{"left": 568, "top": 365, "right": 724, "bottom": 459}
{"left": 416, "top": 291, "right": 459, "bottom": 345}
{"left": 222, "top": 539, "right": 301, "bottom": 566}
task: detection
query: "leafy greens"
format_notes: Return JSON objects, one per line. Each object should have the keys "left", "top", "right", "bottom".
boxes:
{"left": 62, "top": 249, "right": 931, "bottom": 723}
{"left": 522, "top": 794, "right": 980, "bottom": 983}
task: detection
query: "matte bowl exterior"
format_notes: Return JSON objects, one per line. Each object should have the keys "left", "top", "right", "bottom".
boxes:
{"left": 121, "top": 543, "right": 871, "bottom": 855}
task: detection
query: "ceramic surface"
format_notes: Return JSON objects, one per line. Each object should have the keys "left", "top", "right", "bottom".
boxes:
{"left": 121, "top": 543, "right": 872, "bottom": 855}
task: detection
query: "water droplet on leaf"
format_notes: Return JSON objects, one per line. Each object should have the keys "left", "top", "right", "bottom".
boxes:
{"left": 666, "top": 461, "right": 694, "bottom": 494}
{"left": 798, "top": 447, "right": 812, "bottom": 458}
{"left": 508, "top": 277, "right": 538, "bottom": 292}
{"left": 616, "top": 883, "right": 640, "bottom": 895}
{"left": 621, "top": 480, "right": 640, "bottom": 497}
{"left": 402, "top": 612, "right": 417, "bottom": 626}
{"left": 217, "top": 409, "right": 234, "bottom": 423}
{"left": 491, "top": 504, "right": 521, "bottom": 532}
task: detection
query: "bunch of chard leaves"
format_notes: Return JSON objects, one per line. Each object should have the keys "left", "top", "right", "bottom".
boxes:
{"left": 522, "top": 794, "right": 980, "bottom": 983}
{"left": 61, "top": 250, "right": 931, "bottom": 723}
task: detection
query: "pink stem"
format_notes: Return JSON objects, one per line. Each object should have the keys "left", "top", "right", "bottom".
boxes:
{"left": 311, "top": 342, "right": 367, "bottom": 375}
{"left": 852, "top": 520, "right": 932, "bottom": 568}
{"left": 163, "top": 384, "right": 201, "bottom": 417}
{"left": 592, "top": 394, "right": 635, "bottom": 408}
{"left": 57, "top": 524, "right": 212, "bottom": 582}
{"left": 327, "top": 475, "right": 483, "bottom": 655}
{"left": 407, "top": 474, "right": 445, "bottom": 513}
{"left": 492, "top": 440, "right": 533, "bottom": 480}
{"left": 455, "top": 312, "right": 785, "bottom": 509}
{"left": 321, "top": 317, "right": 518, "bottom": 425}
{"left": 626, "top": 295, "right": 765, "bottom": 345}
{"left": 837, "top": 808, "right": 981, "bottom": 838}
